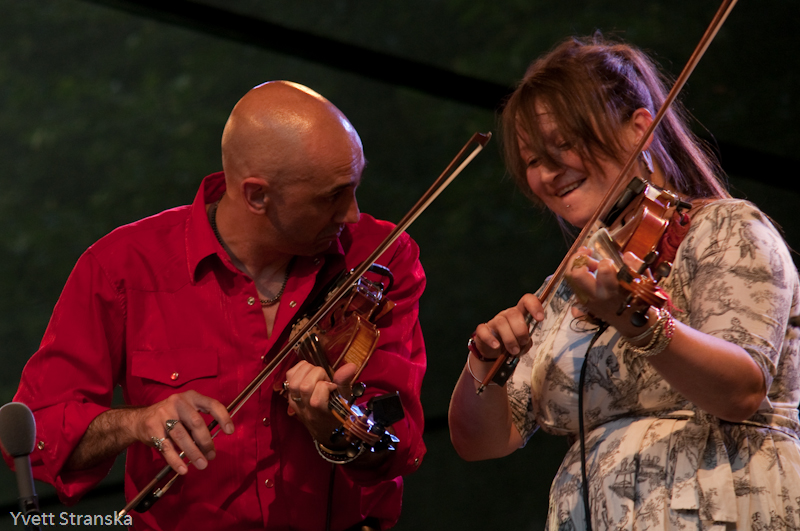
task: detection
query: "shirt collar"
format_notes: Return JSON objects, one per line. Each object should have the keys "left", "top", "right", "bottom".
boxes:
{"left": 186, "top": 172, "right": 227, "bottom": 282}
{"left": 185, "top": 172, "right": 346, "bottom": 282}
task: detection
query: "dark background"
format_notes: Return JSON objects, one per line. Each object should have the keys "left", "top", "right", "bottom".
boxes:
{"left": 1, "top": 1, "right": 798, "bottom": 529}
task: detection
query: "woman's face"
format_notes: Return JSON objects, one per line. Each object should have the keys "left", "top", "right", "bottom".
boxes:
{"left": 519, "top": 103, "right": 628, "bottom": 228}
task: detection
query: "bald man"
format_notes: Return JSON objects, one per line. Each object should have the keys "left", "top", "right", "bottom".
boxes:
{"left": 9, "top": 82, "right": 427, "bottom": 531}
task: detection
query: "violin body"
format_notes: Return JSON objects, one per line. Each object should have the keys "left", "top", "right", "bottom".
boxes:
{"left": 603, "top": 176, "right": 690, "bottom": 273}
{"left": 293, "top": 267, "right": 395, "bottom": 379}
{"left": 289, "top": 265, "right": 404, "bottom": 457}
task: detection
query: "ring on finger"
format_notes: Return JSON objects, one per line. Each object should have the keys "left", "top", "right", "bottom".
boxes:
{"left": 151, "top": 436, "right": 166, "bottom": 452}
{"left": 572, "top": 255, "right": 590, "bottom": 270}
{"left": 165, "top": 419, "right": 180, "bottom": 433}
{"left": 282, "top": 380, "right": 290, "bottom": 392}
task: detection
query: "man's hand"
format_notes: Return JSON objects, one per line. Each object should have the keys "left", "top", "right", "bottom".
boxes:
{"left": 133, "top": 390, "right": 234, "bottom": 475}
{"left": 64, "top": 390, "right": 233, "bottom": 476}
{"left": 283, "top": 361, "right": 357, "bottom": 443}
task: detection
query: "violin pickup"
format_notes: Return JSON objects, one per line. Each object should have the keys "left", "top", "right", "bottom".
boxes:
{"left": 367, "top": 392, "right": 405, "bottom": 428}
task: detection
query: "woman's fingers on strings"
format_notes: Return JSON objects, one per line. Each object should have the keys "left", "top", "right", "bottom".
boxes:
{"left": 593, "top": 259, "right": 623, "bottom": 301}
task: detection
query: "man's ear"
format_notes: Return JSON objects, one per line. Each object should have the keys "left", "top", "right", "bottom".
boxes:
{"left": 629, "top": 107, "right": 655, "bottom": 151}
{"left": 240, "top": 177, "right": 269, "bottom": 214}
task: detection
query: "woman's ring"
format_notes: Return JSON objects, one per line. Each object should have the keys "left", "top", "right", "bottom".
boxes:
{"left": 572, "top": 255, "right": 590, "bottom": 270}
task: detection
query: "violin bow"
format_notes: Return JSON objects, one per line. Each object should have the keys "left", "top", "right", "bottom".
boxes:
{"left": 120, "top": 131, "right": 491, "bottom": 516}
{"left": 477, "top": 0, "right": 738, "bottom": 393}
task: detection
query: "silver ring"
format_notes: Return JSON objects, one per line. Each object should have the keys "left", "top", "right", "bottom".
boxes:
{"left": 282, "top": 381, "right": 290, "bottom": 392}
{"left": 151, "top": 436, "right": 166, "bottom": 452}
{"left": 291, "top": 396, "right": 302, "bottom": 403}
{"left": 165, "top": 419, "right": 180, "bottom": 433}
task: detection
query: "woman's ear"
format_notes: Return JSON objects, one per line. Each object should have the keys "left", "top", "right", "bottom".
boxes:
{"left": 629, "top": 108, "right": 655, "bottom": 150}
{"left": 240, "top": 177, "right": 269, "bottom": 214}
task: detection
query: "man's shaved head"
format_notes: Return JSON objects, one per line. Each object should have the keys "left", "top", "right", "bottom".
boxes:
{"left": 220, "top": 81, "right": 363, "bottom": 194}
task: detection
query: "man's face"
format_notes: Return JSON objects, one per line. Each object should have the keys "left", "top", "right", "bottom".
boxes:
{"left": 266, "top": 132, "right": 364, "bottom": 256}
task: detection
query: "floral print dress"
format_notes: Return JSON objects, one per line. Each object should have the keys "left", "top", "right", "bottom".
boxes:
{"left": 508, "top": 200, "right": 800, "bottom": 531}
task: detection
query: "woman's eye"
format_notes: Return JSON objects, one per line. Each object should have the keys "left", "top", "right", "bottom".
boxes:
{"left": 557, "top": 141, "right": 572, "bottom": 151}
{"left": 526, "top": 158, "right": 541, "bottom": 168}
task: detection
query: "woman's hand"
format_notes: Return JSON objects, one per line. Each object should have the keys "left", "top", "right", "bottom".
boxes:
{"left": 471, "top": 294, "right": 545, "bottom": 361}
{"left": 564, "top": 247, "right": 651, "bottom": 338}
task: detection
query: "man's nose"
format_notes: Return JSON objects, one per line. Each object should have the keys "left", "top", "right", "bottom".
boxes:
{"left": 340, "top": 192, "right": 360, "bottom": 224}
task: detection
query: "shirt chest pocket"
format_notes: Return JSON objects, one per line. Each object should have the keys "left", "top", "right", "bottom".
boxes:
{"left": 129, "top": 348, "right": 219, "bottom": 402}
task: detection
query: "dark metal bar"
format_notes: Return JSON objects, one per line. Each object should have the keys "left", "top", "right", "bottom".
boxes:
{"left": 79, "top": 0, "right": 513, "bottom": 110}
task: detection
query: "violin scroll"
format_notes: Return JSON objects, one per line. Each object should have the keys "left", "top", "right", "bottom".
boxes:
{"left": 592, "top": 177, "right": 692, "bottom": 326}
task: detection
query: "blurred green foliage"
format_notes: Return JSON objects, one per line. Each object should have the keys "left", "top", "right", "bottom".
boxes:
{"left": 0, "top": 1, "right": 797, "bottom": 529}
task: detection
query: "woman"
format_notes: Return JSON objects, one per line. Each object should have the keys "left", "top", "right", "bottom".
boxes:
{"left": 449, "top": 35, "right": 800, "bottom": 531}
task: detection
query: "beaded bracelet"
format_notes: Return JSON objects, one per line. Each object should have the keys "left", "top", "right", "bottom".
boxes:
{"left": 619, "top": 307, "right": 675, "bottom": 357}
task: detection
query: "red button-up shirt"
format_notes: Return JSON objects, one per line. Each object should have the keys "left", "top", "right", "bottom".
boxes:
{"left": 10, "top": 173, "right": 427, "bottom": 530}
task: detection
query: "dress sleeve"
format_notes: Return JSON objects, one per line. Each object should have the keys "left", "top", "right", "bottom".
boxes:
{"left": 505, "top": 279, "right": 555, "bottom": 445}
{"left": 673, "top": 200, "right": 799, "bottom": 394}
{"left": 338, "top": 232, "right": 427, "bottom": 485}
{"left": 5, "top": 250, "right": 126, "bottom": 504}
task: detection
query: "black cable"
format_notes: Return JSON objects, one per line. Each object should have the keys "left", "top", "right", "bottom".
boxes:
{"left": 325, "top": 463, "right": 336, "bottom": 531}
{"left": 578, "top": 323, "right": 609, "bottom": 531}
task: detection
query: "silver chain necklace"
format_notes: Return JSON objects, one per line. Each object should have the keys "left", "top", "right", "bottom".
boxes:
{"left": 209, "top": 199, "right": 293, "bottom": 307}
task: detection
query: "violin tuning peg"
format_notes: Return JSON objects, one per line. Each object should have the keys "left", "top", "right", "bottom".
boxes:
{"left": 630, "top": 310, "right": 649, "bottom": 328}
{"left": 641, "top": 251, "right": 658, "bottom": 273}
{"left": 348, "top": 382, "right": 366, "bottom": 405}
{"left": 345, "top": 443, "right": 362, "bottom": 458}
{"left": 654, "top": 261, "right": 672, "bottom": 282}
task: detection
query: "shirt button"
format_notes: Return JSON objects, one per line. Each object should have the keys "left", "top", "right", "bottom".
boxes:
{"left": 262, "top": 417, "right": 270, "bottom": 427}
{"left": 313, "top": 258, "right": 321, "bottom": 265}
{"left": 37, "top": 441, "right": 45, "bottom": 450}
{"left": 171, "top": 372, "right": 179, "bottom": 381}
{"left": 247, "top": 296, "right": 255, "bottom": 306}
{"left": 289, "top": 301, "right": 297, "bottom": 308}
{"left": 264, "top": 478, "right": 274, "bottom": 488}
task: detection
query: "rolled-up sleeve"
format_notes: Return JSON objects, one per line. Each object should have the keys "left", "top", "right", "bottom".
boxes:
{"left": 7, "top": 250, "right": 126, "bottom": 504}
